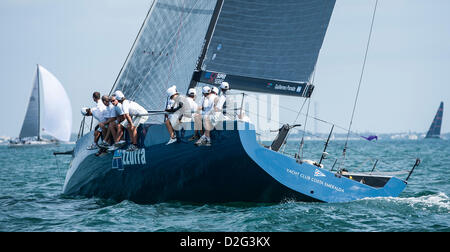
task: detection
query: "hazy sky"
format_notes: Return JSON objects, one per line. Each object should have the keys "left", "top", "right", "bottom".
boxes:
{"left": 0, "top": 0, "right": 449, "bottom": 137}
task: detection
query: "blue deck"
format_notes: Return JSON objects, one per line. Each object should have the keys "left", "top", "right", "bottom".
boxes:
{"left": 63, "top": 121, "right": 407, "bottom": 204}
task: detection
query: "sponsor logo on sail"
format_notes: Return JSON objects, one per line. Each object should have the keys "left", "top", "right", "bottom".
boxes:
{"left": 274, "top": 83, "right": 297, "bottom": 92}
{"left": 204, "top": 71, "right": 226, "bottom": 85}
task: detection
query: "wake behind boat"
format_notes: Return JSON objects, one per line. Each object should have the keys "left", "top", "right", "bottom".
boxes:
{"left": 9, "top": 65, "right": 72, "bottom": 147}
{"left": 63, "top": 0, "right": 420, "bottom": 204}
{"left": 9, "top": 138, "right": 57, "bottom": 146}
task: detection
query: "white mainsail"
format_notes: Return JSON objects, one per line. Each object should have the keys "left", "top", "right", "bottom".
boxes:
{"left": 38, "top": 65, "right": 72, "bottom": 142}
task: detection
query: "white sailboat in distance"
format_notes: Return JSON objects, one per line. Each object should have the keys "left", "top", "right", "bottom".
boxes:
{"left": 9, "top": 64, "right": 72, "bottom": 146}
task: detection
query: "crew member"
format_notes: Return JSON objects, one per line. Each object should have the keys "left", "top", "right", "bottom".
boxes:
{"left": 194, "top": 86, "right": 216, "bottom": 146}
{"left": 187, "top": 88, "right": 200, "bottom": 141}
{"left": 216, "top": 82, "right": 229, "bottom": 114}
{"left": 165, "top": 86, "right": 189, "bottom": 145}
{"left": 98, "top": 95, "right": 118, "bottom": 148}
{"left": 113, "top": 90, "right": 148, "bottom": 151}
{"left": 81, "top": 104, "right": 107, "bottom": 150}
{"left": 93, "top": 91, "right": 106, "bottom": 111}
{"left": 211, "top": 82, "right": 230, "bottom": 126}
{"left": 186, "top": 88, "right": 198, "bottom": 113}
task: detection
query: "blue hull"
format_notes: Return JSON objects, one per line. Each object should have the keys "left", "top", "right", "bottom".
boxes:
{"left": 63, "top": 121, "right": 407, "bottom": 203}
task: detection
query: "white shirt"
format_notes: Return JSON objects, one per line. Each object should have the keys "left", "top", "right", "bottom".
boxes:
{"left": 120, "top": 100, "right": 147, "bottom": 116}
{"left": 105, "top": 103, "right": 117, "bottom": 119}
{"left": 96, "top": 100, "right": 106, "bottom": 111}
{"left": 216, "top": 94, "right": 226, "bottom": 111}
{"left": 91, "top": 100, "right": 107, "bottom": 123}
{"left": 166, "top": 99, "right": 176, "bottom": 110}
{"left": 91, "top": 106, "right": 106, "bottom": 123}
{"left": 186, "top": 97, "right": 198, "bottom": 113}
{"left": 201, "top": 94, "right": 216, "bottom": 115}
{"left": 114, "top": 103, "right": 123, "bottom": 116}
{"left": 166, "top": 95, "right": 190, "bottom": 115}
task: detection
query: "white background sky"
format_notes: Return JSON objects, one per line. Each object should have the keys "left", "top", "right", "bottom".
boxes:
{"left": 0, "top": 0, "right": 449, "bottom": 137}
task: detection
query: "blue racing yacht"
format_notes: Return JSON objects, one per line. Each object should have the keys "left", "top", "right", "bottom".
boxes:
{"left": 62, "top": 0, "right": 419, "bottom": 203}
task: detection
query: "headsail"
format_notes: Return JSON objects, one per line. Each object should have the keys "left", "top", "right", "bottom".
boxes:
{"left": 39, "top": 65, "right": 72, "bottom": 142}
{"left": 19, "top": 66, "right": 40, "bottom": 140}
{"left": 111, "top": 0, "right": 217, "bottom": 122}
{"left": 425, "top": 102, "right": 443, "bottom": 139}
{"left": 196, "top": 0, "right": 336, "bottom": 97}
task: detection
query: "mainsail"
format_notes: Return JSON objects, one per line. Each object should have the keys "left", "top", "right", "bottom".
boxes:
{"left": 197, "top": 0, "right": 336, "bottom": 97}
{"left": 111, "top": 0, "right": 217, "bottom": 122}
{"left": 19, "top": 68, "right": 40, "bottom": 139}
{"left": 425, "top": 102, "right": 444, "bottom": 139}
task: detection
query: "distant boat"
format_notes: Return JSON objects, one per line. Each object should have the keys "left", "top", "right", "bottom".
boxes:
{"left": 361, "top": 135, "right": 378, "bottom": 141}
{"left": 425, "top": 102, "right": 443, "bottom": 139}
{"left": 9, "top": 65, "right": 72, "bottom": 146}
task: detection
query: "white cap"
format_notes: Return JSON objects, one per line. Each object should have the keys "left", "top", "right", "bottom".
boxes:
{"left": 202, "top": 86, "right": 211, "bottom": 94}
{"left": 211, "top": 87, "right": 219, "bottom": 94}
{"left": 166, "top": 85, "right": 178, "bottom": 97}
{"left": 114, "top": 90, "right": 125, "bottom": 101}
{"left": 188, "top": 88, "right": 196, "bottom": 96}
{"left": 220, "top": 81, "right": 229, "bottom": 90}
{"left": 80, "top": 107, "right": 89, "bottom": 116}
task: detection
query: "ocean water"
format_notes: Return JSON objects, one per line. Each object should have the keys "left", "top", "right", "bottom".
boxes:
{"left": 0, "top": 139, "right": 449, "bottom": 232}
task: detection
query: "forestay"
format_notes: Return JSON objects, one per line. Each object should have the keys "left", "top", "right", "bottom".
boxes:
{"left": 111, "top": 0, "right": 217, "bottom": 123}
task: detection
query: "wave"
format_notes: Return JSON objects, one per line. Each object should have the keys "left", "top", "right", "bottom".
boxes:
{"left": 364, "top": 192, "right": 450, "bottom": 212}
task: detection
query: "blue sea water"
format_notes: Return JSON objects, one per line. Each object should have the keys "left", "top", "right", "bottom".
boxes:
{"left": 0, "top": 139, "right": 449, "bottom": 232}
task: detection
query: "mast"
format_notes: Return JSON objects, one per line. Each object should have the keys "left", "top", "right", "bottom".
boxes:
{"left": 37, "top": 64, "right": 41, "bottom": 141}
{"left": 187, "top": 0, "right": 224, "bottom": 92}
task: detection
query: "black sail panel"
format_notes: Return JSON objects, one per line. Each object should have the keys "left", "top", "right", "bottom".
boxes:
{"left": 200, "top": 0, "right": 336, "bottom": 96}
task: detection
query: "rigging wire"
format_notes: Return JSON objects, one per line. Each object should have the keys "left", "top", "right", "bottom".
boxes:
{"left": 241, "top": 92, "right": 419, "bottom": 162}
{"left": 339, "top": 0, "right": 379, "bottom": 171}
{"left": 293, "top": 57, "right": 318, "bottom": 157}
{"left": 298, "top": 98, "right": 311, "bottom": 159}
{"left": 242, "top": 93, "right": 357, "bottom": 137}
{"left": 243, "top": 107, "right": 415, "bottom": 172}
